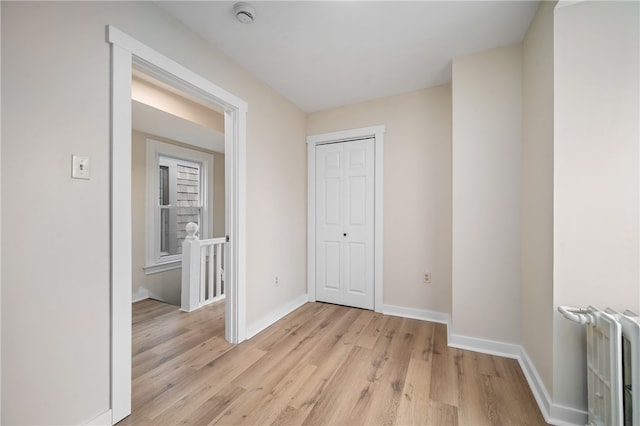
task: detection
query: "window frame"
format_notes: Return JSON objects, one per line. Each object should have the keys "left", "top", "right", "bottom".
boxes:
{"left": 144, "top": 138, "right": 214, "bottom": 275}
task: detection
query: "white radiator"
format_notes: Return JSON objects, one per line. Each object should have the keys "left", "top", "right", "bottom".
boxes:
{"left": 558, "top": 305, "right": 640, "bottom": 426}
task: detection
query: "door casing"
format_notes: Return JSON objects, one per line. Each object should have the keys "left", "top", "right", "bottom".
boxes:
{"left": 108, "top": 26, "right": 248, "bottom": 424}
{"left": 306, "top": 125, "right": 385, "bottom": 312}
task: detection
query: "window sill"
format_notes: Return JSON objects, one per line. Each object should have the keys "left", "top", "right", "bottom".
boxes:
{"left": 143, "top": 260, "right": 181, "bottom": 275}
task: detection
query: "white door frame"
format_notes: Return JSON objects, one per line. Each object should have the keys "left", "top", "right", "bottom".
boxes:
{"left": 108, "top": 26, "right": 248, "bottom": 424}
{"left": 306, "top": 125, "right": 385, "bottom": 312}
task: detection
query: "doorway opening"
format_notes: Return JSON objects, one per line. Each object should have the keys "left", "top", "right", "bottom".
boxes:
{"left": 109, "top": 26, "right": 247, "bottom": 424}
{"left": 129, "top": 70, "right": 228, "bottom": 415}
{"left": 131, "top": 70, "right": 226, "bottom": 308}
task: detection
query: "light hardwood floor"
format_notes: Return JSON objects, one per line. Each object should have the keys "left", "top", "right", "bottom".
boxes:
{"left": 120, "top": 299, "right": 547, "bottom": 425}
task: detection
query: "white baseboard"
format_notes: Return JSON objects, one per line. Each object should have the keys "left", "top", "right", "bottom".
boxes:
{"left": 447, "top": 332, "right": 521, "bottom": 359}
{"left": 84, "top": 409, "right": 112, "bottom": 426}
{"left": 518, "top": 348, "right": 587, "bottom": 426}
{"left": 245, "top": 294, "right": 309, "bottom": 339}
{"left": 131, "top": 288, "right": 150, "bottom": 303}
{"left": 382, "top": 304, "right": 450, "bottom": 324}
{"left": 547, "top": 402, "right": 588, "bottom": 426}
{"left": 517, "top": 348, "right": 554, "bottom": 422}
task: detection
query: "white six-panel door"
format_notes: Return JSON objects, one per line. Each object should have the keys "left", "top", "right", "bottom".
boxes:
{"left": 315, "top": 138, "right": 374, "bottom": 310}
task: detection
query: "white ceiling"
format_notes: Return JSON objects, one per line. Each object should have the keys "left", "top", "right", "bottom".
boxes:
{"left": 158, "top": 1, "right": 540, "bottom": 113}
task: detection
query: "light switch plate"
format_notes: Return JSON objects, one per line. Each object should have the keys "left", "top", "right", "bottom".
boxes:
{"left": 72, "top": 155, "right": 90, "bottom": 180}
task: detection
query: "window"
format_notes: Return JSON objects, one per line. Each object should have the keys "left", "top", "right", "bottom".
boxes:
{"left": 145, "top": 139, "right": 214, "bottom": 274}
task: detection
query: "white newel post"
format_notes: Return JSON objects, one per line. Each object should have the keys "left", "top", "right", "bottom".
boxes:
{"left": 181, "top": 222, "right": 201, "bottom": 312}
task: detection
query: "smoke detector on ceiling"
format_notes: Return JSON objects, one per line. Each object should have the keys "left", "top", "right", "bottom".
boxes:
{"left": 234, "top": 2, "right": 256, "bottom": 24}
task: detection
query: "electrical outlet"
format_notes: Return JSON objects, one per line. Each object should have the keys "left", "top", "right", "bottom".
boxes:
{"left": 423, "top": 272, "right": 432, "bottom": 284}
{"left": 274, "top": 275, "right": 279, "bottom": 287}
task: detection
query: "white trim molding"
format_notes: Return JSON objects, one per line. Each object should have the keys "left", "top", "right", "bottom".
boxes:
{"left": 84, "top": 410, "right": 112, "bottom": 426}
{"left": 447, "top": 332, "right": 522, "bottom": 359}
{"left": 382, "top": 304, "right": 450, "bottom": 324}
{"left": 131, "top": 287, "right": 150, "bottom": 303}
{"left": 246, "top": 295, "right": 309, "bottom": 339}
{"left": 109, "top": 36, "right": 132, "bottom": 425}
{"left": 142, "top": 260, "right": 180, "bottom": 275}
{"left": 108, "top": 25, "right": 248, "bottom": 424}
{"left": 306, "top": 125, "right": 385, "bottom": 313}
{"left": 517, "top": 348, "right": 554, "bottom": 421}
{"left": 518, "top": 348, "right": 588, "bottom": 426}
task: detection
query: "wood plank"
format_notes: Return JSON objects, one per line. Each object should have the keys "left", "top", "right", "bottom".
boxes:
{"left": 355, "top": 310, "right": 389, "bottom": 349}
{"left": 457, "top": 349, "right": 499, "bottom": 425}
{"left": 136, "top": 345, "right": 266, "bottom": 420}
{"left": 132, "top": 299, "right": 176, "bottom": 325}
{"left": 429, "top": 322, "right": 460, "bottom": 407}
{"left": 360, "top": 317, "right": 416, "bottom": 425}
{"left": 228, "top": 303, "right": 342, "bottom": 390}
{"left": 271, "top": 405, "right": 306, "bottom": 426}
{"left": 489, "top": 357, "right": 548, "bottom": 425}
{"left": 303, "top": 315, "right": 410, "bottom": 425}
{"left": 304, "top": 306, "right": 368, "bottom": 366}
{"left": 223, "top": 362, "right": 317, "bottom": 425}
{"left": 247, "top": 302, "right": 332, "bottom": 352}
{"left": 173, "top": 386, "right": 246, "bottom": 426}
{"left": 207, "top": 305, "right": 351, "bottom": 425}
{"left": 395, "top": 321, "right": 436, "bottom": 425}
{"left": 301, "top": 345, "right": 376, "bottom": 425}
{"left": 287, "top": 309, "right": 376, "bottom": 416}
{"left": 426, "top": 400, "right": 459, "bottom": 425}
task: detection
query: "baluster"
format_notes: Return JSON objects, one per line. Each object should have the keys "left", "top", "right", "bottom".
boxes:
{"left": 216, "top": 243, "right": 222, "bottom": 298}
{"left": 199, "top": 243, "right": 206, "bottom": 305}
{"left": 207, "top": 244, "right": 214, "bottom": 301}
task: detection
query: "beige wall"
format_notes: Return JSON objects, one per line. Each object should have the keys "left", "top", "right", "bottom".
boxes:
{"left": 131, "top": 130, "right": 225, "bottom": 306}
{"left": 451, "top": 44, "right": 523, "bottom": 343}
{"left": 244, "top": 83, "right": 307, "bottom": 327}
{"left": 553, "top": 0, "right": 640, "bottom": 409}
{"left": 307, "top": 86, "right": 452, "bottom": 314}
{"left": 521, "top": 0, "right": 555, "bottom": 398}
{"left": 1, "top": 2, "right": 306, "bottom": 424}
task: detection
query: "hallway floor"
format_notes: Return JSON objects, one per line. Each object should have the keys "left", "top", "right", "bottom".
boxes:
{"left": 119, "top": 299, "right": 547, "bottom": 425}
